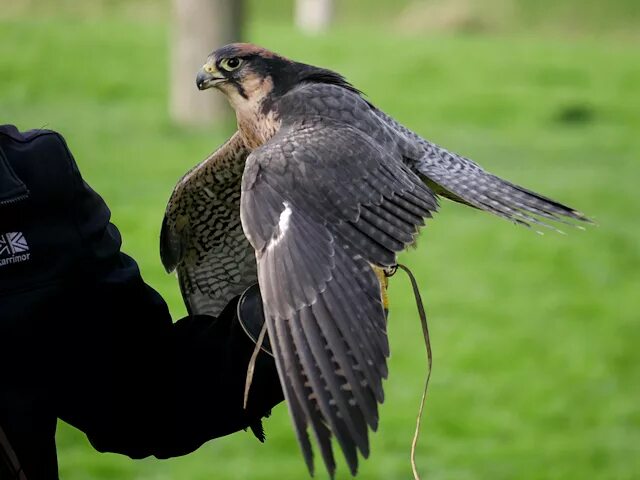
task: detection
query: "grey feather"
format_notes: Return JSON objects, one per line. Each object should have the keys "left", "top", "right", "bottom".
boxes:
{"left": 372, "top": 108, "right": 591, "bottom": 228}
{"left": 241, "top": 115, "right": 435, "bottom": 476}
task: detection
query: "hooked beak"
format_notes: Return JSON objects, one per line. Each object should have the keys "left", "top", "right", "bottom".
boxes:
{"left": 196, "top": 63, "right": 224, "bottom": 90}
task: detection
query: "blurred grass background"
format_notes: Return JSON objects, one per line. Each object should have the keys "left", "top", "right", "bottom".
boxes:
{"left": 1, "top": 0, "right": 639, "bottom": 479}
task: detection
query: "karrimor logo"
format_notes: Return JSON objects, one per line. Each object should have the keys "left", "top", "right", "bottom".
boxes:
{"left": 0, "top": 232, "right": 31, "bottom": 267}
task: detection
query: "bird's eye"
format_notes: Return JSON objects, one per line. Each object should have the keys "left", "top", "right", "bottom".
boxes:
{"left": 219, "top": 57, "right": 242, "bottom": 72}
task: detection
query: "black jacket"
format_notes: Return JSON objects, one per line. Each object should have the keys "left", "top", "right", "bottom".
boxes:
{"left": 0, "top": 125, "right": 282, "bottom": 479}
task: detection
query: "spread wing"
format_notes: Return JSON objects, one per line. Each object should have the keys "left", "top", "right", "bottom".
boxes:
{"left": 240, "top": 119, "right": 438, "bottom": 477}
{"left": 161, "top": 132, "right": 257, "bottom": 316}
{"left": 371, "top": 109, "right": 591, "bottom": 229}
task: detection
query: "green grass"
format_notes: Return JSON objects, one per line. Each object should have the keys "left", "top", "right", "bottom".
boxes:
{"left": 1, "top": 5, "right": 639, "bottom": 480}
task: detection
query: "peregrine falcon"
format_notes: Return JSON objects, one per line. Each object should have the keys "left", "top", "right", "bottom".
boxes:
{"left": 161, "top": 43, "right": 589, "bottom": 477}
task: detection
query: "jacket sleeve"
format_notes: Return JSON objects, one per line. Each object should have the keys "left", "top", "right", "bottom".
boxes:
{"left": 84, "top": 302, "right": 284, "bottom": 460}
{"left": 46, "top": 133, "right": 283, "bottom": 459}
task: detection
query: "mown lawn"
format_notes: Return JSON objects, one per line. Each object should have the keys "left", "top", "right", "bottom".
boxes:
{"left": 1, "top": 6, "right": 639, "bottom": 480}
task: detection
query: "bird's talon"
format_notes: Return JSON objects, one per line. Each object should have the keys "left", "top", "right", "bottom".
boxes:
{"left": 384, "top": 265, "right": 398, "bottom": 278}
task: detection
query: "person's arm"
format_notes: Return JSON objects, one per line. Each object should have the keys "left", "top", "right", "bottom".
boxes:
{"left": 1, "top": 126, "right": 282, "bottom": 467}
{"left": 52, "top": 131, "right": 283, "bottom": 458}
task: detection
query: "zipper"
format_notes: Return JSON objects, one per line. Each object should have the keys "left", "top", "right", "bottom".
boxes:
{"left": 0, "top": 192, "right": 30, "bottom": 207}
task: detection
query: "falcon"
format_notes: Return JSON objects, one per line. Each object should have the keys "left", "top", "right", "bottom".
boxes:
{"left": 161, "top": 43, "right": 589, "bottom": 477}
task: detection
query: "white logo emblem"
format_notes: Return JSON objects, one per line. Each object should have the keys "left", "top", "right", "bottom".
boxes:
{"left": 0, "top": 232, "right": 31, "bottom": 267}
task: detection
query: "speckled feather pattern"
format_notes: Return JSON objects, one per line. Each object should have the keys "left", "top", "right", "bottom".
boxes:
{"left": 161, "top": 132, "right": 257, "bottom": 316}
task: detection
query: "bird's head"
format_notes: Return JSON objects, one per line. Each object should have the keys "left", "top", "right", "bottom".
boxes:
{"left": 196, "top": 43, "right": 293, "bottom": 111}
{"left": 196, "top": 43, "right": 360, "bottom": 116}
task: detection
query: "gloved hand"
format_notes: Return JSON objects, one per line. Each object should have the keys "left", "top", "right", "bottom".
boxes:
{"left": 237, "top": 283, "right": 272, "bottom": 355}
{"left": 85, "top": 289, "right": 284, "bottom": 460}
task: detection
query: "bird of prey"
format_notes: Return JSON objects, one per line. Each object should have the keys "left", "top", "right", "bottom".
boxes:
{"left": 161, "top": 43, "right": 589, "bottom": 477}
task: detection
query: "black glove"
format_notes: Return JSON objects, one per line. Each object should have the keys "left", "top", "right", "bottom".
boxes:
{"left": 84, "top": 291, "right": 284, "bottom": 460}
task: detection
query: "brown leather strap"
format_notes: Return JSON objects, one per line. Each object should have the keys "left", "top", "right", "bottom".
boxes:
{"left": 396, "top": 264, "right": 432, "bottom": 480}
{"left": 0, "top": 424, "right": 27, "bottom": 480}
{"left": 244, "top": 320, "right": 269, "bottom": 409}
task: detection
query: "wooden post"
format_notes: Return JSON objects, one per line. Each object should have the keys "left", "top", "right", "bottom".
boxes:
{"left": 295, "top": 0, "right": 334, "bottom": 34}
{"left": 170, "top": 0, "right": 243, "bottom": 126}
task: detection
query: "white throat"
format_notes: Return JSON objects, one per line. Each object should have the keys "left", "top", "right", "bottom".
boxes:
{"left": 221, "top": 75, "right": 280, "bottom": 149}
